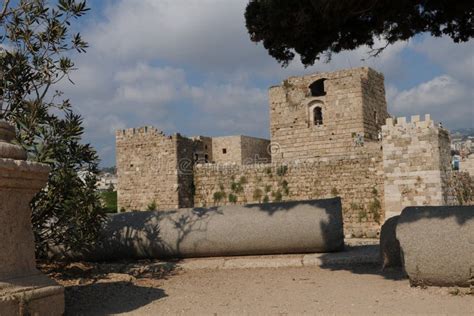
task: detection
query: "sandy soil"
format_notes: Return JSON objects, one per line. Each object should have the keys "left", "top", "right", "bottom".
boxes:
{"left": 40, "top": 261, "right": 473, "bottom": 315}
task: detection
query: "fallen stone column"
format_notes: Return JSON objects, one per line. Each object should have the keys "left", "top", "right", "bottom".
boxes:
{"left": 0, "top": 121, "right": 64, "bottom": 315}
{"left": 396, "top": 206, "right": 474, "bottom": 287}
{"left": 58, "top": 198, "right": 344, "bottom": 261}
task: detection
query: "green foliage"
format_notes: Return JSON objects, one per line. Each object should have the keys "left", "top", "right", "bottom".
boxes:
{"left": 264, "top": 167, "right": 272, "bottom": 177}
{"left": 369, "top": 187, "right": 382, "bottom": 224}
{"left": 147, "top": 200, "right": 157, "bottom": 211}
{"left": 369, "top": 198, "right": 382, "bottom": 224}
{"left": 350, "top": 202, "right": 360, "bottom": 210}
{"left": 231, "top": 176, "right": 247, "bottom": 194}
{"left": 272, "top": 189, "right": 283, "bottom": 202}
{"left": 101, "top": 191, "right": 117, "bottom": 213}
{"left": 280, "top": 179, "right": 289, "bottom": 196}
{"left": 253, "top": 188, "right": 263, "bottom": 202}
{"left": 228, "top": 193, "right": 238, "bottom": 204}
{"left": 0, "top": 0, "right": 105, "bottom": 257}
{"left": 276, "top": 165, "right": 288, "bottom": 177}
{"left": 231, "top": 181, "right": 243, "bottom": 193}
{"left": 264, "top": 184, "right": 272, "bottom": 193}
{"left": 358, "top": 209, "right": 368, "bottom": 222}
{"left": 219, "top": 183, "right": 225, "bottom": 191}
{"left": 213, "top": 191, "right": 226, "bottom": 203}
{"left": 263, "top": 195, "right": 270, "bottom": 203}
{"left": 245, "top": 1, "right": 474, "bottom": 67}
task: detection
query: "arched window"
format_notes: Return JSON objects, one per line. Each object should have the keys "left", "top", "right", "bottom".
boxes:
{"left": 313, "top": 107, "right": 323, "bottom": 125}
{"left": 309, "top": 79, "right": 326, "bottom": 97}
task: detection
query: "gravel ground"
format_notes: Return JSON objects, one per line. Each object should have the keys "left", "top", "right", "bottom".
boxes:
{"left": 40, "top": 261, "right": 474, "bottom": 315}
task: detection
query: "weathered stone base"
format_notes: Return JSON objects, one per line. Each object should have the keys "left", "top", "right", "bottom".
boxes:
{"left": 0, "top": 273, "right": 64, "bottom": 316}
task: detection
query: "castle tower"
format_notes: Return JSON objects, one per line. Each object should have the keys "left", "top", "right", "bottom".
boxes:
{"left": 382, "top": 115, "right": 452, "bottom": 219}
{"left": 269, "top": 67, "right": 389, "bottom": 163}
{"left": 116, "top": 127, "right": 194, "bottom": 211}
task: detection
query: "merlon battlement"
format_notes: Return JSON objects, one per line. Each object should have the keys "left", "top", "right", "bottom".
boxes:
{"left": 382, "top": 114, "right": 440, "bottom": 130}
{"left": 115, "top": 126, "right": 179, "bottom": 140}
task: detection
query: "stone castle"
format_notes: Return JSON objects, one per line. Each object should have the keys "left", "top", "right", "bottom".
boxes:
{"left": 116, "top": 67, "right": 454, "bottom": 237}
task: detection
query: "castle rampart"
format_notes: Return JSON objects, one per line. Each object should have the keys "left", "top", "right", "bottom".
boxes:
{"left": 382, "top": 115, "right": 452, "bottom": 219}
{"left": 116, "top": 127, "right": 192, "bottom": 211}
{"left": 194, "top": 142, "right": 384, "bottom": 237}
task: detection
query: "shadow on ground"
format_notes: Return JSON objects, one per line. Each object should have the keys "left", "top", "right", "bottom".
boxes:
{"left": 317, "top": 244, "right": 407, "bottom": 281}
{"left": 39, "top": 259, "right": 178, "bottom": 315}
{"left": 65, "top": 281, "right": 167, "bottom": 315}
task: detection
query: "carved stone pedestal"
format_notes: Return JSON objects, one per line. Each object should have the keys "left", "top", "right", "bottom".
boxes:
{"left": 0, "top": 121, "right": 64, "bottom": 315}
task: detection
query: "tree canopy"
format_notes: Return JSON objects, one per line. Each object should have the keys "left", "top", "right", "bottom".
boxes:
{"left": 245, "top": 0, "right": 474, "bottom": 66}
{"left": 0, "top": 0, "right": 106, "bottom": 257}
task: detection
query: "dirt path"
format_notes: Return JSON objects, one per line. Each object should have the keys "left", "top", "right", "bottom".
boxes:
{"left": 48, "top": 263, "right": 473, "bottom": 315}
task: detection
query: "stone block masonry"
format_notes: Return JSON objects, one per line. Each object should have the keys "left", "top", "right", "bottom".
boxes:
{"left": 194, "top": 143, "right": 384, "bottom": 238}
{"left": 270, "top": 67, "right": 389, "bottom": 163}
{"left": 116, "top": 127, "right": 194, "bottom": 211}
{"left": 382, "top": 115, "right": 452, "bottom": 219}
{"left": 211, "top": 136, "right": 271, "bottom": 165}
{"left": 116, "top": 127, "right": 271, "bottom": 211}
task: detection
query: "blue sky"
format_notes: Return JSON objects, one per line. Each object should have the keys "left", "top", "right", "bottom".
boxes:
{"left": 57, "top": 0, "right": 473, "bottom": 167}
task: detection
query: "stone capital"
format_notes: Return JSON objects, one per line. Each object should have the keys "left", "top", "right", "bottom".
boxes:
{"left": 0, "top": 121, "right": 49, "bottom": 189}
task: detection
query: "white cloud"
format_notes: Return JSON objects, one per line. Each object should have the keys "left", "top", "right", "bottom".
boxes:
{"left": 87, "top": 0, "right": 265, "bottom": 71}
{"left": 188, "top": 82, "right": 268, "bottom": 136}
{"left": 412, "top": 36, "right": 474, "bottom": 83}
{"left": 114, "top": 63, "right": 186, "bottom": 104}
{"left": 388, "top": 75, "right": 473, "bottom": 128}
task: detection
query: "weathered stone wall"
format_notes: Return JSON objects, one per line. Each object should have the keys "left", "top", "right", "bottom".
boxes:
{"left": 241, "top": 136, "right": 271, "bottom": 164}
{"left": 176, "top": 136, "right": 195, "bottom": 208}
{"left": 211, "top": 136, "right": 243, "bottom": 164}
{"left": 361, "top": 68, "right": 390, "bottom": 140}
{"left": 116, "top": 127, "right": 184, "bottom": 211}
{"left": 447, "top": 171, "right": 474, "bottom": 206}
{"left": 190, "top": 136, "right": 213, "bottom": 163}
{"left": 382, "top": 115, "right": 452, "bottom": 219}
{"left": 210, "top": 135, "right": 271, "bottom": 165}
{"left": 270, "top": 67, "right": 388, "bottom": 163}
{"left": 194, "top": 143, "right": 384, "bottom": 237}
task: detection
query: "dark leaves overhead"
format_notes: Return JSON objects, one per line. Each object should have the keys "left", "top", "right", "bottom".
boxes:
{"left": 245, "top": 0, "right": 474, "bottom": 67}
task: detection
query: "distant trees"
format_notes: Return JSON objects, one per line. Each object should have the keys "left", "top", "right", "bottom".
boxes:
{"left": 245, "top": 0, "right": 474, "bottom": 66}
{"left": 0, "top": 0, "right": 105, "bottom": 257}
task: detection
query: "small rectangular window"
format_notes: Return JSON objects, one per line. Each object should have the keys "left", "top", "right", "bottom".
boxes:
{"left": 222, "top": 148, "right": 227, "bottom": 154}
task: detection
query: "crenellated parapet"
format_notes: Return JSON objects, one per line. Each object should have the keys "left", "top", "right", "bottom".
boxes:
{"left": 382, "top": 114, "right": 449, "bottom": 131}
{"left": 116, "top": 126, "right": 169, "bottom": 140}
{"left": 382, "top": 114, "right": 452, "bottom": 219}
